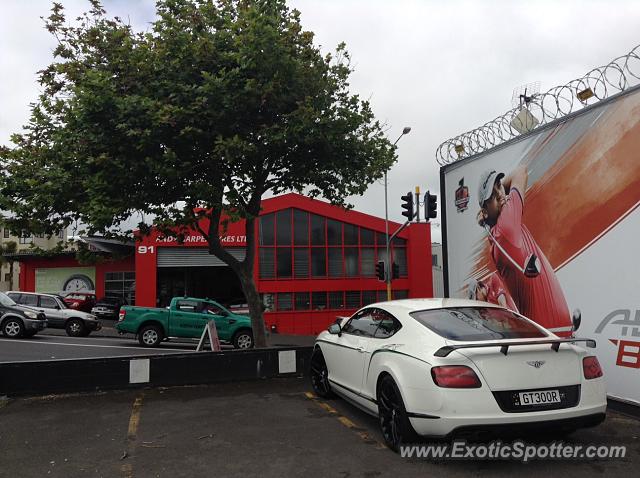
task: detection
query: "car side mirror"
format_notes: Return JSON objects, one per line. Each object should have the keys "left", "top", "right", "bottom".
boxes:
{"left": 328, "top": 323, "right": 341, "bottom": 335}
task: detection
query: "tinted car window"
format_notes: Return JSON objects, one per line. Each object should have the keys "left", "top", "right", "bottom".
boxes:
{"left": 372, "top": 309, "right": 402, "bottom": 339}
{"left": 203, "top": 303, "right": 225, "bottom": 315}
{"left": 40, "top": 296, "right": 58, "bottom": 309}
{"left": 342, "top": 309, "right": 379, "bottom": 338}
{"left": 410, "top": 307, "right": 547, "bottom": 341}
{"left": 20, "top": 294, "right": 38, "bottom": 306}
{"left": 176, "top": 300, "right": 201, "bottom": 312}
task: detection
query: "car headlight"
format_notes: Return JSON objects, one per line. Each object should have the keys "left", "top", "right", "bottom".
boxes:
{"left": 23, "top": 310, "right": 38, "bottom": 319}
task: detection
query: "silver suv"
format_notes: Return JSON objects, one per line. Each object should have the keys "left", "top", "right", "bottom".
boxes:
{"left": 7, "top": 291, "right": 102, "bottom": 337}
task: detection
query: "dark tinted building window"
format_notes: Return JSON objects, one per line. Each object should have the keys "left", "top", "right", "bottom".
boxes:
{"left": 344, "top": 248, "right": 359, "bottom": 277}
{"left": 259, "top": 214, "right": 275, "bottom": 246}
{"left": 276, "top": 210, "right": 291, "bottom": 246}
{"left": 311, "top": 248, "right": 326, "bottom": 277}
{"left": 293, "top": 209, "right": 309, "bottom": 245}
{"left": 394, "top": 248, "right": 408, "bottom": 277}
{"left": 277, "top": 293, "right": 293, "bottom": 311}
{"left": 310, "top": 215, "right": 325, "bottom": 245}
{"left": 328, "top": 249, "right": 343, "bottom": 277}
{"left": 344, "top": 224, "right": 358, "bottom": 245}
{"left": 345, "top": 290, "right": 361, "bottom": 309}
{"left": 294, "top": 249, "right": 309, "bottom": 278}
{"left": 259, "top": 249, "right": 275, "bottom": 279}
{"left": 277, "top": 248, "right": 292, "bottom": 278}
{"left": 360, "top": 228, "right": 374, "bottom": 245}
{"left": 295, "top": 292, "right": 310, "bottom": 311}
{"left": 328, "top": 291, "right": 344, "bottom": 309}
{"left": 362, "top": 290, "right": 377, "bottom": 306}
{"left": 361, "top": 248, "right": 375, "bottom": 277}
{"left": 312, "top": 292, "right": 327, "bottom": 310}
{"left": 327, "top": 220, "right": 342, "bottom": 245}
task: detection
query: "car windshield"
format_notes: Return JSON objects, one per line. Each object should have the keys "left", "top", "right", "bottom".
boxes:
{"left": 410, "top": 307, "right": 548, "bottom": 341}
{"left": 0, "top": 292, "right": 17, "bottom": 307}
{"left": 55, "top": 296, "right": 69, "bottom": 308}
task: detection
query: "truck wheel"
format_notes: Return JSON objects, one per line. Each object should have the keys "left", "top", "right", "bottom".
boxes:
{"left": 232, "top": 329, "right": 254, "bottom": 349}
{"left": 66, "top": 318, "right": 86, "bottom": 337}
{"left": 2, "top": 318, "right": 24, "bottom": 338}
{"left": 138, "top": 324, "right": 164, "bottom": 347}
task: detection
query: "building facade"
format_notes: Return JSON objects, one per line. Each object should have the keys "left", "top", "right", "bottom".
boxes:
{"left": 0, "top": 227, "right": 66, "bottom": 291}
{"left": 11, "top": 194, "right": 433, "bottom": 335}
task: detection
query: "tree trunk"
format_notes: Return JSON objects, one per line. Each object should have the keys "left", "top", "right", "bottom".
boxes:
{"left": 237, "top": 268, "right": 267, "bottom": 348}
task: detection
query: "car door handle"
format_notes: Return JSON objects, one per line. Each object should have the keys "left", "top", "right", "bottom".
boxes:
{"left": 356, "top": 347, "right": 366, "bottom": 353}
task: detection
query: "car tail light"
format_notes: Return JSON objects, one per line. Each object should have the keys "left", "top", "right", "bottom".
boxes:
{"left": 431, "top": 365, "right": 481, "bottom": 388}
{"left": 583, "top": 356, "right": 603, "bottom": 379}
{"left": 118, "top": 309, "right": 126, "bottom": 322}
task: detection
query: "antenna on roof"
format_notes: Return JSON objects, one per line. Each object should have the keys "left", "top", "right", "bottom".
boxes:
{"left": 510, "top": 82, "right": 541, "bottom": 134}
{"left": 511, "top": 81, "right": 541, "bottom": 109}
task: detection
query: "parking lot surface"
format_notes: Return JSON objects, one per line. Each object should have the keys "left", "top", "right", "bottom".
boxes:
{"left": 1, "top": 379, "right": 638, "bottom": 478}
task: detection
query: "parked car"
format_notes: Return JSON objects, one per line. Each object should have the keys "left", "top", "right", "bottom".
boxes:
{"left": 92, "top": 296, "right": 126, "bottom": 320}
{"left": 116, "top": 296, "right": 253, "bottom": 348}
{"left": 62, "top": 292, "right": 97, "bottom": 313}
{"left": 7, "top": 291, "right": 102, "bottom": 337}
{"left": 0, "top": 291, "right": 47, "bottom": 338}
{"left": 311, "top": 298, "right": 607, "bottom": 452}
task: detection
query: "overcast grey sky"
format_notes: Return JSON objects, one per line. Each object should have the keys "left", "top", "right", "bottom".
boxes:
{"left": 2, "top": 1, "right": 639, "bottom": 242}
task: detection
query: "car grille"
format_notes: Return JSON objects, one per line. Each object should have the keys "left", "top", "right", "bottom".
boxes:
{"left": 492, "top": 385, "right": 581, "bottom": 413}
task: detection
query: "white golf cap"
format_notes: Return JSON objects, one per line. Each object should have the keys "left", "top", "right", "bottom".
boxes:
{"left": 478, "top": 170, "right": 505, "bottom": 207}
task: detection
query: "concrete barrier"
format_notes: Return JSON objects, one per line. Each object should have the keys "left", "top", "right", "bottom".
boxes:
{"left": 0, "top": 346, "right": 313, "bottom": 397}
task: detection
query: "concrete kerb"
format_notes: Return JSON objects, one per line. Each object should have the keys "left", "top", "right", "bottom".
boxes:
{"left": 0, "top": 346, "right": 314, "bottom": 398}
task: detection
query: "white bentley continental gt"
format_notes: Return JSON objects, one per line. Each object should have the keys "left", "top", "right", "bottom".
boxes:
{"left": 310, "top": 299, "right": 606, "bottom": 451}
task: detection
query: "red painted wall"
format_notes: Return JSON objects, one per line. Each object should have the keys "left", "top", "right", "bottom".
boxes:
{"left": 134, "top": 193, "right": 433, "bottom": 334}
{"left": 18, "top": 256, "right": 135, "bottom": 298}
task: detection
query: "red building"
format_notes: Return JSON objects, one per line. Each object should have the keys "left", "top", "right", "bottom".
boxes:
{"left": 13, "top": 193, "right": 433, "bottom": 335}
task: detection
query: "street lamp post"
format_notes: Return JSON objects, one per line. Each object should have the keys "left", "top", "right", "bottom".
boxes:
{"left": 385, "top": 126, "right": 411, "bottom": 301}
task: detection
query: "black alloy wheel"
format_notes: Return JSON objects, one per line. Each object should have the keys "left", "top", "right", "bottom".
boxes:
{"left": 377, "top": 375, "right": 418, "bottom": 452}
{"left": 66, "top": 318, "right": 87, "bottom": 337}
{"left": 310, "top": 348, "right": 335, "bottom": 398}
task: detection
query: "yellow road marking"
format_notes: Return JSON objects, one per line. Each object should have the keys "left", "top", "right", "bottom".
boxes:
{"left": 338, "top": 416, "right": 357, "bottom": 428}
{"left": 122, "top": 393, "right": 145, "bottom": 478}
{"left": 127, "top": 395, "right": 144, "bottom": 439}
{"left": 304, "top": 392, "right": 386, "bottom": 450}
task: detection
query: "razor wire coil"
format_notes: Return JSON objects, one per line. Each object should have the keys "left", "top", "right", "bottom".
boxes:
{"left": 436, "top": 44, "right": 640, "bottom": 165}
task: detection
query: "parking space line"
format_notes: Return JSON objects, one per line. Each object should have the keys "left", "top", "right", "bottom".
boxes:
{"left": 122, "top": 393, "right": 145, "bottom": 478}
{"left": 303, "top": 392, "right": 387, "bottom": 450}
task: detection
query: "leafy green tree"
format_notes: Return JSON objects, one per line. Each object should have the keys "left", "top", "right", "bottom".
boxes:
{"left": 0, "top": 240, "right": 18, "bottom": 289}
{"left": 0, "top": 0, "right": 397, "bottom": 347}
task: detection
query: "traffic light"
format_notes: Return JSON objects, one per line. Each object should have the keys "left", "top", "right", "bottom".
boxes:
{"left": 401, "top": 191, "right": 414, "bottom": 220}
{"left": 425, "top": 191, "right": 437, "bottom": 220}
{"left": 375, "top": 261, "right": 386, "bottom": 281}
{"left": 392, "top": 262, "right": 400, "bottom": 280}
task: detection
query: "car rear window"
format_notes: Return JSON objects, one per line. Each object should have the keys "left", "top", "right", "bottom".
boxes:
{"left": 410, "top": 307, "right": 547, "bottom": 341}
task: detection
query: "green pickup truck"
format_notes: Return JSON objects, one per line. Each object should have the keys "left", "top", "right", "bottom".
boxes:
{"left": 116, "top": 297, "right": 254, "bottom": 349}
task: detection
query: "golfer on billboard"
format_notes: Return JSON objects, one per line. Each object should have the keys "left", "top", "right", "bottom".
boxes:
{"left": 466, "top": 273, "right": 518, "bottom": 313}
{"left": 476, "top": 166, "right": 574, "bottom": 336}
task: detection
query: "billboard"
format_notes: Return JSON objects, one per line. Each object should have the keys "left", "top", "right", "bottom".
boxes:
{"left": 35, "top": 267, "right": 96, "bottom": 293}
{"left": 441, "top": 85, "right": 640, "bottom": 405}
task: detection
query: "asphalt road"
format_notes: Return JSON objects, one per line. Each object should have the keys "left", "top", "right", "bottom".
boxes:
{"left": 1, "top": 379, "right": 638, "bottom": 478}
{"left": 0, "top": 333, "right": 202, "bottom": 362}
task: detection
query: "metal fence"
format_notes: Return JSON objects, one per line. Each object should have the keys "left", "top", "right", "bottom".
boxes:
{"left": 436, "top": 44, "right": 640, "bottom": 165}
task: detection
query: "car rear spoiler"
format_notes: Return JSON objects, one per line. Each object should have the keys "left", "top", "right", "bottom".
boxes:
{"left": 434, "top": 338, "right": 596, "bottom": 357}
